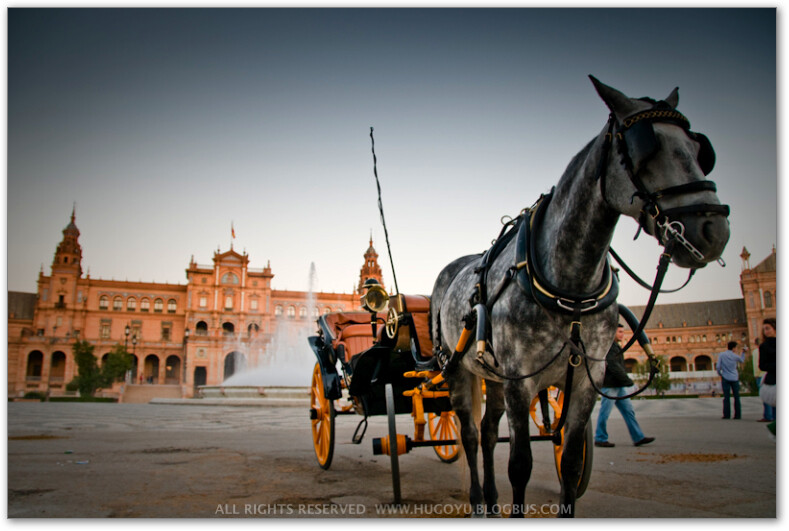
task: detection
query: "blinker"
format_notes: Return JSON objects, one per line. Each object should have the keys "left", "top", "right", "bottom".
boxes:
{"left": 689, "top": 132, "right": 716, "bottom": 175}
{"left": 622, "top": 119, "right": 658, "bottom": 176}
{"left": 621, "top": 119, "right": 716, "bottom": 177}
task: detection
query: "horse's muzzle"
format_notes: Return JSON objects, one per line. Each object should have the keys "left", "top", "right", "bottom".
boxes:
{"left": 669, "top": 213, "right": 730, "bottom": 268}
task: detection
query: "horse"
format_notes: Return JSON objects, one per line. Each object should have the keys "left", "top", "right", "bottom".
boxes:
{"left": 429, "top": 76, "right": 730, "bottom": 518}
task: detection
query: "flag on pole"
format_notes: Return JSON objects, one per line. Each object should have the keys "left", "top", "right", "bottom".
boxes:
{"left": 231, "top": 221, "right": 236, "bottom": 239}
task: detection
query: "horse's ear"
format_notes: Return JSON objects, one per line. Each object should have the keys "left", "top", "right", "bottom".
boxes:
{"left": 665, "top": 87, "right": 679, "bottom": 108}
{"left": 589, "top": 75, "right": 639, "bottom": 119}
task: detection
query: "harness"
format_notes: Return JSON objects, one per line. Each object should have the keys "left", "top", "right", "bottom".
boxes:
{"left": 440, "top": 99, "right": 731, "bottom": 409}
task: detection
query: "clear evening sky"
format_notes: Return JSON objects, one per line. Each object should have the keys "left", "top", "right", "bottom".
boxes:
{"left": 5, "top": 7, "right": 777, "bottom": 306}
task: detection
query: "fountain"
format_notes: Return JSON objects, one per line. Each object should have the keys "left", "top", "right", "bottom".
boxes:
{"left": 198, "top": 263, "right": 321, "bottom": 402}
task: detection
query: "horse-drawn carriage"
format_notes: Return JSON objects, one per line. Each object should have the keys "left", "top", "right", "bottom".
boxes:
{"left": 308, "top": 279, "right": 621, "bottom": 504}
{"left": 309, "top": 76, "right": 730, "bottom": 517}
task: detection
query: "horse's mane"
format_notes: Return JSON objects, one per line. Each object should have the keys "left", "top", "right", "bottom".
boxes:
{"left": 555, "top": 137, "right": 598, "bottom": 193}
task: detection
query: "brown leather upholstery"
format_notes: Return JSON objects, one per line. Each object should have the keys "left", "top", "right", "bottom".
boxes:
{"left": 322, "top": 312, "right": 385, "bottom": 362}
{"left": 398, "top": 295, "right": 433, "bottom": 358}
{"left": 335, "top": 324, "right": 378, "bottom": 363}
{"left": 401, "top": 294, "right": 430, "bottom": 313}
{"left": 410, "top": 312, "right": 434, "bottom": 358}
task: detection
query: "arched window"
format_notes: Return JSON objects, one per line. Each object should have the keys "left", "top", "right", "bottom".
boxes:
{"left": 26, "top": 351, "right": 44, "bottom": 380}
{"left": 670, "top": 356, "right": 687, "bottom": 372}
{"left": 196, "top": 321, "right": 208, "bottom": 336}
{"left": 127, "top": 297, "right": 137, "bottom": 311}
{"left": 221, "top": 272, "right": 239, "bottom": 284}
{"left": 154, "top": 298, "right": 164, "bottom": 312}
{"left": 694, "top": 355, "right": 712, "bottom": 371}
{"left": 287, "top": 306, "right": 296, "bottom": 319}
{"left": 299, "top": 306, "right": 307, "bottom": 319}
{"left": 222, "top": 322, "right": 235, "bottom": 335}
{"left": 50, "top": 351, "right": 66, "bottom": 383}
{"left": 113, "top": 297, "right": 122, "bottom": 311}
{"left": 141, "top": 298, "right": 150, "bottom": 312}
{"left": 248, "top": 323, "right": 260, "bottom": 336}
{"left": 275, "top": 305, "right": 283, "bottom": 317}
{"left": 99, "top": 296, "right": 109, "bottom": 310}
{"left": 167, "top": 299, "right": 177, "bottom": 313}
{"left": 764, "top": 291, "right": 773, "bottom": 308}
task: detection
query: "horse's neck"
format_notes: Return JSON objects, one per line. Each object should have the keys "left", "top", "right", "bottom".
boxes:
{"left": 535, "top": 137, "right": 619, "bottom": 294}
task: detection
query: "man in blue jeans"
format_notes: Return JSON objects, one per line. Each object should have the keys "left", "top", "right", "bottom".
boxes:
{"left": 716, "top": 341, "right": 746, "bottom": 419}
{"left": 595, "top": 325, "right": 655, "bottom": 448}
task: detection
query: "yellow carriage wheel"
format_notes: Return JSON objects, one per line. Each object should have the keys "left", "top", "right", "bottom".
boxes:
{"left": 529, "top": 388, "right": 594, "bottom": 498}
{"left": 428, "top": 411, "right": 460, "bottom": 463}
{"left": 310, "top": 362, "right": 335, "bottom": 470}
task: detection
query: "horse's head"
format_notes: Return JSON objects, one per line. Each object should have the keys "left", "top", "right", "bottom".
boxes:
{"left": 590, "top": 76, "right": 730, "bottom": 269}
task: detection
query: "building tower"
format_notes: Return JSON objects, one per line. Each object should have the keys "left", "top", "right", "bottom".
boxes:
{"left": 357, "top": 236, "right": 385, "bottom": 294}
{"left": 52, "top": 206, "right": 83, "bottom": 278}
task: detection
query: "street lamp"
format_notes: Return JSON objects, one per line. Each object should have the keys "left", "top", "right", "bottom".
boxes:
{"left": 183, "top": 328, "right": 190, "bottom": 385}
{"left": 132, "top": 334, "right": 138, "bottom": 383}
{"left": 124, "top": 325, "right": 131, "bottom": 383}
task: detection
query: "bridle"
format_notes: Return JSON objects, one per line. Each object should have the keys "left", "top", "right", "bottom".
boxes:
{"left": 595, "top": 99, "right": 730, "bottom": 263}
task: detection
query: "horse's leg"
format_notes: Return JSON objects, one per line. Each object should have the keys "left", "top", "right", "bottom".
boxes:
{"left": 504, "top": 381, "right": 534, "bottom": 518}
{"left": 448, "top": 368, "right": 485, "bottom": 517}
{"left": 480, "top": 380, "right": 505, "bottom": 516}
{"left": 557, "top": 383, "right": 597, "bottom": 518}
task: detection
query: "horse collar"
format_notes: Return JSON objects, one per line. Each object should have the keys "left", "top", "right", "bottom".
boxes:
{"left": 514, "top": 191, "right": 619, "bottom": 316}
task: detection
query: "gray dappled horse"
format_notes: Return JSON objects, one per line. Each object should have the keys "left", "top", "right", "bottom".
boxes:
{"left": 430, "top": 77, "right": 730, "bottom": 517}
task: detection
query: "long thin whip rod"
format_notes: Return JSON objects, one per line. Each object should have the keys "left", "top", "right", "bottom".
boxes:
{"left": 369, "top": 127, "right": 400, "bottom": 294}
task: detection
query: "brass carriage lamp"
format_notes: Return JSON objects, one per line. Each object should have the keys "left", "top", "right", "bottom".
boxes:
{"left": 361, "top": 278, "right": 389, "bottom": 338}
{"left": 361, "top": 278, "right": 388, "bottom": 313}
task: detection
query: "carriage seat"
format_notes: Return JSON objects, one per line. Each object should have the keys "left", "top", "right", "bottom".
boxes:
{"left": 397, "top": 295, "right": 434, "bottom": 359}
{"left": 335, "top": 324, "right": 380, "bottom": 363}
{"left": 322, "top": 311, "right": 385, "bottom": 363}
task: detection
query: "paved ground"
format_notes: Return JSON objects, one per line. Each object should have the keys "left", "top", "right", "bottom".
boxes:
{"left": 6, "top": 396, "right": 776, "bottom": 518}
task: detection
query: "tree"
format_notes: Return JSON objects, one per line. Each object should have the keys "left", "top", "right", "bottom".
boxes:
{"left": 69, "top": 340, "right": 133, "bottom": 397}
{"left": 100, "top": 343, "right": 133, "bottom": 385}
{"left": 739, "top": 354, "right": 759, "bottom": 394}
{"left": 635, "top": 355, "right": 673, "bottom": 396}
{"left": 70, "top": 340, "right": 102, "bottom": 397}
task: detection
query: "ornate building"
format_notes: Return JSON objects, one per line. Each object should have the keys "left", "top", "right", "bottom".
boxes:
{"left": 739, "top": 246, "right": 777, "bottom": 347}
{"left": 619, "top": 247, "right": 776, "bottom": 394}
{"left": 7, "top": 211, "right": 387, "bottom": 399}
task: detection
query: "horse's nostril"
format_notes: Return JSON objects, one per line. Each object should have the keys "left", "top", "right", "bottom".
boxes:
{"left": 702, "top": 220, "right": 716, "bottom": 243}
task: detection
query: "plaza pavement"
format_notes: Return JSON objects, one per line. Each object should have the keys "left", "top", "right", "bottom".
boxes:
{"left": 6, "top": 396, "right": 776, "bottom": 518}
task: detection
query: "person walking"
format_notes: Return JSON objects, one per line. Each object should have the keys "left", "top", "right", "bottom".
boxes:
{"left": 594, "top": 325, "right": 655, "bottom": 448}
{"left": 715, "top": 341, "right": 747, "bottom": 419}
{"left": 758, "top": 318, "right": 776, "bottom": 437}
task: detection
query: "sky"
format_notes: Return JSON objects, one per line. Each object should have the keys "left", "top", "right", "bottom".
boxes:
{"left": 4, "top": 6, "right": 778, "bottom": 308}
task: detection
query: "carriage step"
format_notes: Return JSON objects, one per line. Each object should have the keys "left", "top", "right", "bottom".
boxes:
{"left": 373, "top": 434, "right": 461, "bottom": 456}
{"left": 371, "top": 434, "right": 551, "bottom": 455}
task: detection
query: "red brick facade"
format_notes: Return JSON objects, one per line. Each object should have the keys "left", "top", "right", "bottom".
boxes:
{"left": 6, "top": 212, "right": 388, "bottom": 398}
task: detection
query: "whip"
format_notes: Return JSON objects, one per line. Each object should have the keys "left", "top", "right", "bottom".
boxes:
{"left": 369, "top": 127, "right": 400, "bottom": 295}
